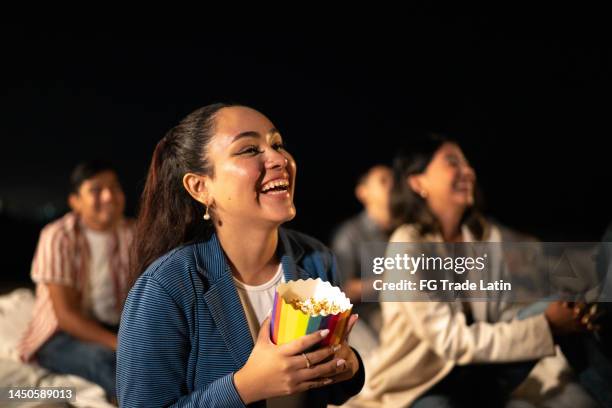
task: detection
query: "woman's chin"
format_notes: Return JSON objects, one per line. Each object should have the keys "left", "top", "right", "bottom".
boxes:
{"left": 462, "top": 198, "right": 475, "bottom": 208}
{"left": 451, "top": 194, "right": 474, "bottom": 209}
{"left": 265, "top": 207, "right": 296, "bottom": 225}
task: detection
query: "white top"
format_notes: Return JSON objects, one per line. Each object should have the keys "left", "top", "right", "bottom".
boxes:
{"left": 233, "top": 264, "right": 284, "bottom": 340}
{"left": 83, "top": 228, "right": 119, "bottom": 326}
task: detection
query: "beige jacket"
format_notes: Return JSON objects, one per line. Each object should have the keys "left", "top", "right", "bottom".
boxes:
{"left": 345, "top": 224, "right": 555, "bottom": 408}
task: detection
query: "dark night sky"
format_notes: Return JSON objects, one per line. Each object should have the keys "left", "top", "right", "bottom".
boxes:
{"left": 2, "top": 19, "right": 611, "bottom": 284}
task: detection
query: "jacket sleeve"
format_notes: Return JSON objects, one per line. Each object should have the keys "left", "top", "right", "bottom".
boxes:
{"left": 117, "top": 275, "right": 246, "bottom": 408}
{"left": 403, "top": 301, "right": 555, "bottom": 364}
{"left": 387, "top": 226, "right": 556, "bottom": 364}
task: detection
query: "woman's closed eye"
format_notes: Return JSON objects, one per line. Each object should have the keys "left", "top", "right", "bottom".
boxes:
{"left": 445, "top": 155, "right": 462, "bottom": 167}
{"left": 237, "top": 145, "right": 263, "bottom": 155}
{"left": 236, "top": 142, "right": 285, "bottom": 156}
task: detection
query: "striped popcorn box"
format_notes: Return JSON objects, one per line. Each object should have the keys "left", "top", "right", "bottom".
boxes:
{"left": 270, "top": 278, "right": 353, "bottom": 346}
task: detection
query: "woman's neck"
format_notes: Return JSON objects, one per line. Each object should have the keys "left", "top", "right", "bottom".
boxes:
{"left": 215, "top": 220, "right": 280, "bottom": 286}
{"left": 429, "top": 201, "right": 465, "bottom": 242}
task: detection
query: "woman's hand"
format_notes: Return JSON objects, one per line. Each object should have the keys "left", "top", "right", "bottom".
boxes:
{"left": 321, "top": 314, "right": 360, "bottom": 385}
{"left": 568, "top": 302, "right": 603, "bottom": 332}
{"left": 545, "top": 301, "right": 590, "bottom": 335}
{"left": 233, "top": 317, "right": 352, "bottom": 404}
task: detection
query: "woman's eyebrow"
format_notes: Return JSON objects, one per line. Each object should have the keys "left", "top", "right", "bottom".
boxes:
{"left": 231, "top": 131, "right": 260, "bottom": 143}
{"left": 231, "top": 128, "right": 279, "bottom": 143}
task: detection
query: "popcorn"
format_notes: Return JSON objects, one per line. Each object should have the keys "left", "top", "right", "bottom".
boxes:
{"left": 270, "top": 278, "right": 353, "bottom": 346}
{"left": 289, "top": 297, "right": 343, "bottom": 315}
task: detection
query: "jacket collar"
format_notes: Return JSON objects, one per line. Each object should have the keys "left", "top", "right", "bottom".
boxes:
{"left": 193, "top": 228, "right": 307, "bottom": 283}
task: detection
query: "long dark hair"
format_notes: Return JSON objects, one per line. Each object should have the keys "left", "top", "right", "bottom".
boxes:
{"left": 390, "top": 133, "right": 486, "bottom": 239}
{"left": 131, "top": 103, "right": 236, "bottom": 284}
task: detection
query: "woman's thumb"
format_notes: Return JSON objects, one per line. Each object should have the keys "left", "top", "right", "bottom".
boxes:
{"left": 258, "top": 315, "right": 272, "bottom": 343}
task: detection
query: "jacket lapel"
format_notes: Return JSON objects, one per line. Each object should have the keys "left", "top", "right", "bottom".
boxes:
{"left": 194, "top": 233, "right": 253, "bottom": 368}
{"left": 204, "top": 276, "right": 254, "bottom": 367}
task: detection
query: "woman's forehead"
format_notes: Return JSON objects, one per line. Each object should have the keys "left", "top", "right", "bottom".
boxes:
{"left": 214, "top": 106, "right": 275, "bottom": 138}
{"left": 434, "top": 142, "right": 464, "bottom": 159}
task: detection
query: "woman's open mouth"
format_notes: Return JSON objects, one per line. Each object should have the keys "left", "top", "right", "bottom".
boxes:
{"left": 260, "top": 178, "right": 290, "bottom": 195}
{"left": 453, "top": 180, "right": 473, "bottom": 193}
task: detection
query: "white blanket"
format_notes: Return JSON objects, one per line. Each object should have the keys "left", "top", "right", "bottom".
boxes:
{"left": 0, "top": 288, "right": 114, "bottom": 408}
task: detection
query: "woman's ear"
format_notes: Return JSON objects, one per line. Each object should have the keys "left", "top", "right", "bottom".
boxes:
{"left": 409, "top": 174, "right": 429, "bottom": 199}
{"left": 407, "top": 174, "right": 422, "bottom": 194}
{"left": 182, "top": 173, "right": 210, "bottom": 205}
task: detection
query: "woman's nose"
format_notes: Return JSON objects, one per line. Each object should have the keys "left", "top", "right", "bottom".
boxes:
{"left": 265, "top": 148, "right": 288, "bottom": 170}
{"left": 462, "top": 164, "right": 476, "bottom": 180}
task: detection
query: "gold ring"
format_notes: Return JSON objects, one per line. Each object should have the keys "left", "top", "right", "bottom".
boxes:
{"left": 302, "top": 352, "right": 312, "bottom": 369}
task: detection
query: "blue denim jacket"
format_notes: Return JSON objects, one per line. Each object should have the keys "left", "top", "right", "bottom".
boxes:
{"left": 117, "top": 228, "right": 364, "bottom": 407}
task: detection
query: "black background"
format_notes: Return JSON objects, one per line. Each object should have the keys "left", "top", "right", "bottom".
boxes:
{"left": 2, "top": 18, "right": 610, "bottom": 290}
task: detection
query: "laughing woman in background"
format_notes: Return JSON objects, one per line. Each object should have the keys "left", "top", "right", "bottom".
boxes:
{"left": 348, "top": 134, "right": 591, "bottom": 408}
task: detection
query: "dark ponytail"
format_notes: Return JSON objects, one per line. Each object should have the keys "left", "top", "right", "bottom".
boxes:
{"left": 131, "top": 103, "right": 236, "bottom": 284}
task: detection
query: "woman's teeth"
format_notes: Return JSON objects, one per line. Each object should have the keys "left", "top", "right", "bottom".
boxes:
{"left": 261, "top": 179, "right": 289, "bottom": 193}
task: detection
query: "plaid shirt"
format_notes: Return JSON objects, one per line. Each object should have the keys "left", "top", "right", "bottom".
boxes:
{"left": 18, "top": 211, "right": 134, "bottom": 361}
